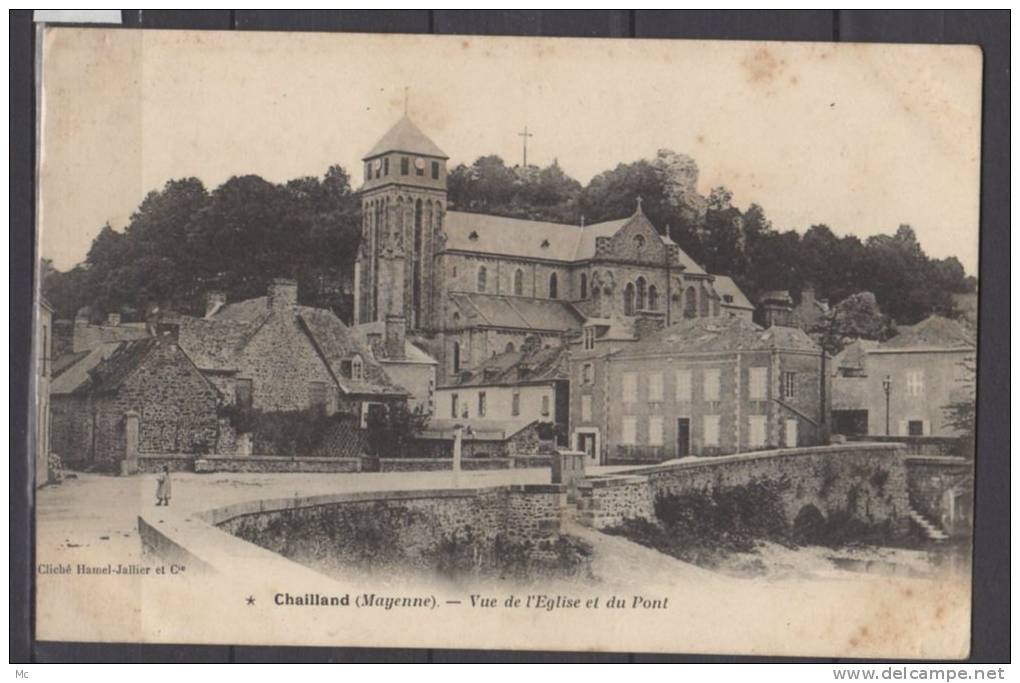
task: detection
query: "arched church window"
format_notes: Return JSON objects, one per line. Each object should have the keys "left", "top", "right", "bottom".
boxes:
{"left": 505, "top": 342, "right": 515, "bottom": 353}
{"left": 648, "top": 285, "right": 658, "bottom": 311}
{"left": 593, "top": 286, "right": 602, "bottom": 316}
{"left": 634, "top": 234, "right": 646, "bottom": 249}
{"left": 636, "top": 277, "right": 647, "bottom": 310}
{"left": 549, "top": 273, "right": 559, "bottom": 299}
{"left": 350, "top": 354, "right": 363, "bottom": 381}
{"left": 513, "top": 269, "right": 524, "bottom": 296}
{"left": 477, "top": 266, "right": 487, "bottom": 293}
{"left": 580, "top": 273, "right": 588, "bottom": 300}
{"left": 684, "top": 287, "right": 697, "bottom": 319}
{"left": 451, "top": 311, "right": 461, "bottom": 327}
{"left": 624, "top": 283, "right": 636, "bottom": 316}
{"left": 452, "top": 342, "right": 461, "bottom": 373}
{"left": 700, "top": 286, "right": 710, "bottom": 317}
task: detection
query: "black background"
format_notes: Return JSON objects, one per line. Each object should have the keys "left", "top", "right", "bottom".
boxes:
{"left": 10, "top": 10, "right": 1010, "bottom": 664}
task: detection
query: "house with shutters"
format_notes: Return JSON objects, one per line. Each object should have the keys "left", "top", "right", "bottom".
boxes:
{"left": 569, "top": 311, "right": 828, "bottom": 466}
{"left": 435, "top": 342, "right": 570, "bottom": 446}
{"left": 831, "top": 315, "right": 975, "bottom": 438}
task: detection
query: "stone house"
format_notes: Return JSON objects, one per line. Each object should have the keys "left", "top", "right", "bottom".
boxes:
{"left": 435, "top": 343, "right": 569, "bottom": 446}
{"left": 50, "top": 323, "right": 222, "bottom": 466}
{"left": 569, "top": 312, "right": 828, "bottom": 466}
{"left": 350, "top": 318, "right": 437, "bottom": 415}
{"left": 353, "top": 114, "right": 749, "bottom": 386}
{"left": 179, "top": 279, "right": 409, "bottom": 433}
{"left": 831, "top": 316, "right": 975, "bottom": 437}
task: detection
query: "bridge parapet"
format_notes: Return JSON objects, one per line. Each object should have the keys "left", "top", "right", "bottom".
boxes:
{"left": 579, "top": 443, "right": 911, "bottom": 535}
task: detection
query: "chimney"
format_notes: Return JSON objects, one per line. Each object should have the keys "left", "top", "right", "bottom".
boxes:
{"left": 760, "top": 291, "right": 795, "bottom": 328}
{"left": 267, "top": 278, "right": 298, "bottom": 311}
{"left": 385, "top": 314, "right": 406, "bottom": 360}
{"left": 634, "top": 310, "right": 666, "bottom": 339}
{"left": 366, "top": 332, "right": 383, "bottom": 358}
{"left": 204, "top": 290, "right": 226, "bottom": 318}
{"left": 106, "top": 312, "right": 121, "bottom": 326}
{"left": 155, "top": 322, "right": 179, "bottom": 343}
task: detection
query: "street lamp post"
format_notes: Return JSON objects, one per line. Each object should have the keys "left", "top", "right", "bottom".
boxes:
{"left": 882, "top": 375, "right": 893, "bottom": 436}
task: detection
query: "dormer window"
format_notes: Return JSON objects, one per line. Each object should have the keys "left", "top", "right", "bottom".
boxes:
{"left": 350, "top": 354, "right": 364, "bottom": 381}
{"left": 583, "top": 327, "right": 596, "bottom": 351}
{"left": 723, "top": 294, "right": 734, "bottom": 303}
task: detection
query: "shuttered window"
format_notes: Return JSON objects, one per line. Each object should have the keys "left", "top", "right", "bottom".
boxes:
{"left": 703, "top": 415, "right": 720, "bottom": 447}
{"left": 749, "top": 367, "right": 767, "bottom": 401}
{"left": 648, "top": 416, "right": 664, "bottom": 446}
{"left": 648, "top": 372, "right": 664, "bottom": 402}
{"left": 675, "top": 369, "right": 692, "bottom": 403}
{"left": 621, "top": 417, "right": 637, "bottom": 445}
{"left": 623, "top": 373, "right": 638, "bottom": 403}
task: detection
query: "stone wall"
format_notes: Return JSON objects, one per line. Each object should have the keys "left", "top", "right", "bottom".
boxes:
{"left": 577, "top": 475, "right": 656, "bottom": 528}
{"left": 377, "top": 457, "right": 512, "bottom": 472}
{"left": 214, "top": 484, "right": 567, "bottom": 576}
{"left": 233, "top": 312, "right": 339, "bottom": 414}
{"left": 137, "top": 454, "right": 362, "bottom": 474}
{"left": 904, "top": 456, "right": 973, "bottom": 535}
{"left": 577, "top": 443, "right": 910, "bottom": 534}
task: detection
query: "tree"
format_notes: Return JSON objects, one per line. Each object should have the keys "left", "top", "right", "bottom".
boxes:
{"left": 365, "top": 402, "right": 431, "bottom": 457}
{"left": 810, "top": 291, "right": 893, "bottom": 356}
{"left": 942, "top": 356, "right": 976, "bottom": 458}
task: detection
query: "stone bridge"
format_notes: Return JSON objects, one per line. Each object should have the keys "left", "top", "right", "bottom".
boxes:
{"left": 576, "top": 443, "right": 933, "bottom": 536}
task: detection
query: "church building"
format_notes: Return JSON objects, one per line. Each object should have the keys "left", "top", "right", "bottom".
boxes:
{"left": 354, "top": 115, "right": 744, "bottom": 387}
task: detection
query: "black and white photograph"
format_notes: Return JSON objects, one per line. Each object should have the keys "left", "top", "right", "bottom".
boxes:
{"left": 26, "top": 23, "right": 985, "bottom": 659}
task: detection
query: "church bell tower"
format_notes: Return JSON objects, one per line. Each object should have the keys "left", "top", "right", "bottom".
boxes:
{"left": 354, "top": 115, "right": 448, "bottom": 332}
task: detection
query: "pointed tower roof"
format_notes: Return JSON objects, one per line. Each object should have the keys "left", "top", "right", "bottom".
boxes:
{"left": 363, "top": 116, "right": 448, "bottom": 160}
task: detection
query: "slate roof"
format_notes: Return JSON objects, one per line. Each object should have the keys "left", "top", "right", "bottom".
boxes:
{"left": 187, "top": 295, "right": 406, "bottom": 396}
{"left": 210, "top": 297, "right": 272, "bottom": 322}
{"left": 52, "top": 350, "right": 90, "bottom": 379}
{"left": 176, "top": 316, "right": 267, "bottom": 372}
{"left": 363, "top": 115, "right": 448, "bottom": 160}
{"left": 297, "top": 309, "right": 407, "bottom": 397}
{"left": 711, "top": 275, "right": 754, "bottom": 311}
{"left": 351, "top": 321, "right": 437, "bottom": 365}
{"left": 449, "top": 292, "right": 585, "bottom": 332}
{"left": 879, "top": 315, "right": 975, "bottom": 350}
{"left": 443, "top": 210, "right": 698, "bottom": 270}
{"left": 833, "top": 339, "right": 880, "bottom": 374}
{"left": 52, "top": 342, "right": 124, "bottom": 395}
{"left": 621, "top": 315, "right": 820, "bottom": 357}
{"left": 441, "top": 345, "right": 569, "bottom": 388}
{"left": 85, "top": 338, "right": 160, "bottom": 394}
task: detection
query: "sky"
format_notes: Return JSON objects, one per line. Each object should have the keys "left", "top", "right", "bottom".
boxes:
{"left": 38, "top": 29, "right": 982, "bottom": 274}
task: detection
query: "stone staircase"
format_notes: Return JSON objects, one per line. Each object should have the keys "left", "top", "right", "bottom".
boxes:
{"left": 908, "top": 505, "right": 949, "bottom": 542}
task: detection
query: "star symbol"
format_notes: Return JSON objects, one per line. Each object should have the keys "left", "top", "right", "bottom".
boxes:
{"left": 245, "top": 595, "right": 255, "bottom": 606}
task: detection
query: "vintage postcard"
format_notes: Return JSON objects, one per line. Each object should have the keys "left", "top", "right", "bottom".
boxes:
{"left": 33, "top": 28, "right": 980, "bottom": 657}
